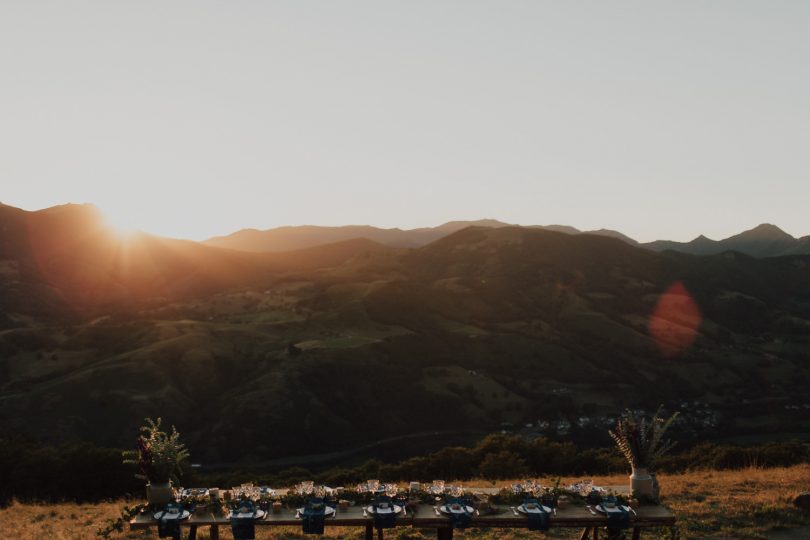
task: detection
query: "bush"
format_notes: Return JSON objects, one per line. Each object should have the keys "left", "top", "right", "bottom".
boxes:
{"left": 1, "top": 434, "right": 807, "bottom": 504}
{"left": 478, "top": 450, "right": 529, "bottom": 479}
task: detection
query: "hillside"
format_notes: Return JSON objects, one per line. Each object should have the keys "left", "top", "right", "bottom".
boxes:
{"left": 0, "top": 203, "right": 400, "bottom": 321}
{"left": 2, "top": 212, "right": 810, "bottom": 464}
{"left": 203, "top": 219, "right": 636, "bottom": 253}
{"left": 203, "top": 215, "right": 810, "bottom": 258}
{"left": 642, "top": 223, "right": 810, "bottom": 258}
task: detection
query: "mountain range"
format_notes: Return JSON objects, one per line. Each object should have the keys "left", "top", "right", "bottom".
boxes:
{"left": 205, "top": 218, "right": 810, "bottom": 258}
{"left": 2, "top": 201, "right": 810, "bottom": 465}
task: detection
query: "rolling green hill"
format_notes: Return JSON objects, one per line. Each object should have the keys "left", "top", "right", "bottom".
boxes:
{"left": 2, "top": 205, "right": 810, "bottom": 467}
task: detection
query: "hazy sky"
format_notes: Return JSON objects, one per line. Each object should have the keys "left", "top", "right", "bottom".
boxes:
{"left": 2, "top": 1, "right": 809, "bottom": 242}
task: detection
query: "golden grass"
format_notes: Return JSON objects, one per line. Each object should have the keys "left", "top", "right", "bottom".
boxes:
{"left": 3, "top": 465, "right": 810, "bottom": 539}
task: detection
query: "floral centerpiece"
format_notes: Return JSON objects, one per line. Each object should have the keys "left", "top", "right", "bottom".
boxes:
{"left": 608, "top": 406, "right": 678, "bottom": 500}
{"left": 122, "top": 417, "right": 190, "bottom": 505}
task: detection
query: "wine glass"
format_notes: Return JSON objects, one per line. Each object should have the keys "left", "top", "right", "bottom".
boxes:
{"left": 432, "top": 479, "right": 445, "bottom": 494}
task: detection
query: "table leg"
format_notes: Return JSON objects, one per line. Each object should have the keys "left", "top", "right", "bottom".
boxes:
{"left": 188, "top": 524, "right": 197, "bottom": 540}
{"left": 437, "top": 527, "right": 454, "bottom": 540}
{"left": 579, "top": 527, "right": 591, "bottom": 540}
{"left": 210, "top": 524, "right": 219, "bottom": 540}
{"left": 365, "top": 523, "right": 374, "bottom": 540}
{"left": 592, "top": 527, "right": 599, "bottom": 539}
{"left": 632, "top": 526, "right": 641, "bottom": 540}
{"left": 377, "top": 528, "right": 385, "bottom": 540}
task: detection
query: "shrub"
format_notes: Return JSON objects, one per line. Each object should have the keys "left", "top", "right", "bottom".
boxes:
{"left": 478, "top": 450, "right": 529, "bottom": 479}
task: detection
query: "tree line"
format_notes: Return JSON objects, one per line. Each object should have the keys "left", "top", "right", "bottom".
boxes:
{"left": 1, "top": 434, "right": 807, "bottom": 506}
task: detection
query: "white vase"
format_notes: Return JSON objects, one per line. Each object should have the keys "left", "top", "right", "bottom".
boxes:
{"left": 630, "top": 467, "right": 654, "bottom": 498}
{"left": 146, "top": 482, "right": 173, "bottom": 506}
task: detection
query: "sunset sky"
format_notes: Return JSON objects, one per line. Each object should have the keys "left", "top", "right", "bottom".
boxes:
{"left": 2, "top": 1, "right": 809, "bottom": 242}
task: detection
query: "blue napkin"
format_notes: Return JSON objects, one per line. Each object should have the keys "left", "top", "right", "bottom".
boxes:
{"left": 301, "top": 497, "right": 333, "bottom": 534}
{"left": 601, "top": 496, "right": 630, "bottom": 531}
{"left": 443, "top": 497, "right": 473, "bottom": 530}
{"left": 521, "top": 498, "right": 550, "bottom": 532}
{"left": 156, "top": 502, "right": 183, "bottom": 540}
{"left": 230, "top": 500, "right": 257, "bottom": 540}
{"left": 372, "top": 496, "right": 397, "bottom": 529}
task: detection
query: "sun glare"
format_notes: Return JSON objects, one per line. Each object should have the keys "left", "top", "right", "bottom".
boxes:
{"left": 102, "top": 209, "right": 142, "bottom": 240}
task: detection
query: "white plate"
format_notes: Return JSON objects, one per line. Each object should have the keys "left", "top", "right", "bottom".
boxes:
{"left": 595, "top": 504, "right": 627, "bottom": 514}
{"left": 517, "top": 503, "right": 552, "bottom": 514}
{"left": 153, "top": 510, "right": 191, "bottom": 521}
{"left": 228, "top": 509, "right": 267, "bottom": 520}
{"left": 440, "top": 504, "right": 474, "bottom": 515}
{"left": 365, "top": 504, "right": 403, "bottom": 515}
{"left": 297, "top": 506, "right": 336, "bottom": 517}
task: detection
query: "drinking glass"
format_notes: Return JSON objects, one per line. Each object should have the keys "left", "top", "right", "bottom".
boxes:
{"left": 367, "top": 479, "right": 380, "bottom": 493}
{"left": 385, "top": 484, "right": 398, "bottom": 498}
{"left": 314, "top": 485, "right": 326, "bottom": 498}
{"left": 432, "top": 479, "right": 445, "bottom": 494}
{"left": 450, "top": 485, "right": 464, "bottom": 498}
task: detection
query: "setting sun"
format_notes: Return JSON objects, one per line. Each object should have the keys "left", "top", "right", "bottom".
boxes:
{"left": 102, "top": 207, "right": 143, "bottom": 239}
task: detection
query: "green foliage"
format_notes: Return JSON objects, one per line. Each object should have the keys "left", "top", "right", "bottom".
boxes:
{"left": 609, "top": 406, "right": 679, "bottom": 470}
{"left": 2, "top": 433, "right": 810, "bottom": 505}
{"left": 0, "top": 437, "right": 142, "bottom": 506}
{"left": 122, "top": 417, "right": 190, "bottom": 484}
{"left": 478, "top": 450, "right": 529, "bottom": 480}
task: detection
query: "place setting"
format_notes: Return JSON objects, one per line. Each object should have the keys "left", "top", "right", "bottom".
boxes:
{"left": 227, "top": 500, "right": 267, "bottom": 521}
{"left": 291, "top": 485, "right": 338, "bottom": 535}
{"left": 432, "top": 485, "right": 477, "bottom": 530}
{"left": 153, "top": 502, "right": 192, "bottom": 522}
{"left": 225, "top": 498, "right": 265, "bottom": 540}
{"left": 362, "top": 484, "right": 405, "bottom": 529}
{"left": 152, "top": 502, "right": 190, "bottom": 540}
{"left": 512, "top": 499, "right": 553, "bottom": 531}
{"left": 586, "top": 495, "right": 634, "bottom": 521}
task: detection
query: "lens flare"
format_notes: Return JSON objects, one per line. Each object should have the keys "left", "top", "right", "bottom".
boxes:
{"left": 648, "top": 281, "right": 702, "bottom": 358}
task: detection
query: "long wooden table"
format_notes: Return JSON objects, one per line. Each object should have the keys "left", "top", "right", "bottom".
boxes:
{"left": 130, "top": 502, "right": 677, "bottom": 539}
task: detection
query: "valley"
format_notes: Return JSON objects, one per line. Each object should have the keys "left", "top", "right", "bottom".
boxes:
{"left": 2, "top": 205, "right": 810, "bottom": 467}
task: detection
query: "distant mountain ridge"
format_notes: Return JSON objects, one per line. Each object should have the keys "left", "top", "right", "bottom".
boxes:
{"left": 3, "top": 203, "right": 808, "bottom": 259}
{"left": 0, "top": 202, "right": 399, "bottom": 318}
{"left": 641, "top": 223, "right": 810, "bottom": 257}
{"left": 205, "top": 218, "right": 810, "bottom": 258}
{"left": 203, "top": 219, "right": 637, "bottom": 252}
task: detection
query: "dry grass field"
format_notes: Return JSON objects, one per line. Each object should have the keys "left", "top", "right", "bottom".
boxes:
{"left": 3, "top": 465, "right": 810, "bottom": 539}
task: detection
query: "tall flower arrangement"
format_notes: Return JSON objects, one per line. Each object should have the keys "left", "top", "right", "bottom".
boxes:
{"left": 122, "top": 417, "right": 189, "bottom": 484}
{"left": 609, "top": 406, "right": 678, "bottom": 470}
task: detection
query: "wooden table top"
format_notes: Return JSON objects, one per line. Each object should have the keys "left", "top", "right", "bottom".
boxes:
{"left": 130, "top": 503, "right": 676, "bottom": 529}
